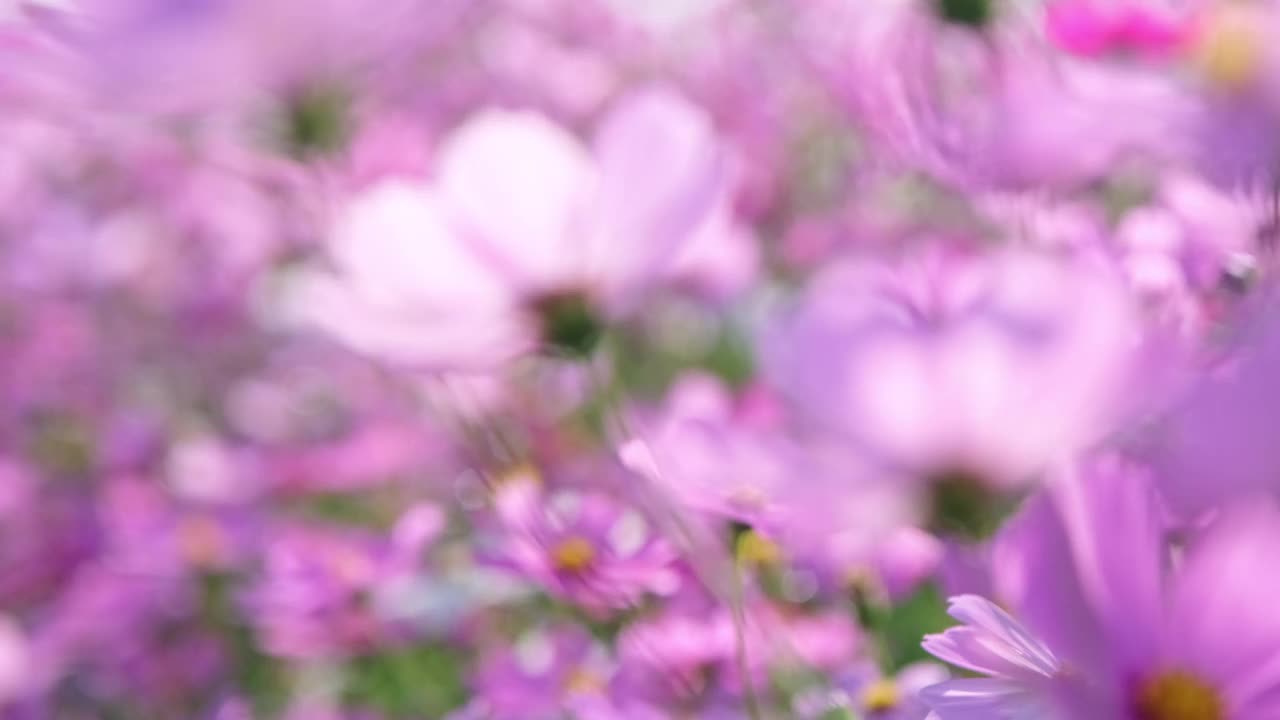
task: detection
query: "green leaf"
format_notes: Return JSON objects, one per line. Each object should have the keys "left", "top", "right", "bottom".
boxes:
{"left": 197, "top": 572, "right": 290, "bottom": 716}
{"left": 878, "top": 582, "right": 955, "bottom": 672}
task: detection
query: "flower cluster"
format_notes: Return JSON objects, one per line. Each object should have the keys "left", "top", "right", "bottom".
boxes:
{"left": 3, "top": 0, "right": 1280, "bottom": 718}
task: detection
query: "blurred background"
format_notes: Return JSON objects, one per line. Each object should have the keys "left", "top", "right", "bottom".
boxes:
{"left": 3, "top": 0, "right": 1280, "bottom": 718}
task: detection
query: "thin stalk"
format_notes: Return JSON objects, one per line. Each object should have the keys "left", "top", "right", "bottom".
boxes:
{"left": 582, "top": 347, "right": 766, "bottom": 720}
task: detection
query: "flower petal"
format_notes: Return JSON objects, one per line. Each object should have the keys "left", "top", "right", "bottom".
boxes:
{"left": 582, "top": 86, "right": 725, "bottom": 303}
{"left": 437, "top": 109, "right": 595, "bottom": 292}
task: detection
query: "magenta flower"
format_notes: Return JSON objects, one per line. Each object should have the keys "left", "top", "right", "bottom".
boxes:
{"left": 8, "top": 0, "right": 1280, "bottom": 716}
{"left": 922, "top": 456, "right": 1280, "bottom": 720}
{"left": 245, "top": 506, "right": 441, "bottom": 659}
{"left": 628, "top": 376, "right": 921, "bottom": 570}
{"left": 465, "top": 625, "right": 615, "bottom": 720}
{"left": 615, "top": 592, "right": 860, "bottom": 710}
{"left": 488, "top": 478, "right": 680, "bottom": 612}
{"left": 641, "top": 373, "right": 804, "bottom": 531}
{"left": 1045, "top": 0, "right": 1201, "bottom": 58}
{"left": 1150, "top": 303, "right": 1280, "bottom": 514}
{"left": 1178, "top": 2, "right": 1280, "bottom": 188}
{"left": 838, "top": 0, "right": 1185, "bottom": 190}
{"left": 0, "top": 617, "right": 27, "bottom": 708}
{"left": 0, "top": 458, "right": 96, "bottom": 611}
{"left": 794, "top": 660, "right": 947, "bottom": 720}
{"left": 615, "top": 603, "right": 737, "bottom": 706}
{"left": 920, "top": 594, "right": 1067, "bottom": 719}
{"left": 1113, "top": 171, "right": 1265, "bottom": 302}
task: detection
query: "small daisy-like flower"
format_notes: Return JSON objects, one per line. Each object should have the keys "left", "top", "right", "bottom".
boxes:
{"left": 489, "top": 479, "right": 680, "bottom": 612}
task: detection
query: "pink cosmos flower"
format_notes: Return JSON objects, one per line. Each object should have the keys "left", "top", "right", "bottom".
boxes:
{"left": 67, "top": 0, "right": 460, "bottom": 121}
{"left": 837, "top": 0, "right": 1188, "bottom": 190}
{"left": 1045, "top": 0, "right": 1202, "bottom": 58}
{"left": 488, "top": 477, "right": 681, "bottom": 612}
{"left": 923, "top": 456, "right": 1280, "bottom": 720}
{"left": 630, "top": 374, "right": 921, "bottom": 572}
{"left": 1179, "top": 2, "right": 1280, "bottom": 188}
{"left": 465, "top": 625, "right": 615, "bottom": 720}
{"left": 641, "top": 373, "right": 804, "bottom": 531}
{"left": 1149, "top": 298, "right": 1280, "bottom": 514}
{"left": 0, "top": 457, "right": 95, "bottom": 611}
{"left": 666, "top": 194, "right": 760, "bottom": 302}
{"left": 613, "top": 599, "right": 743, "bottom": 712}
{"left": 245, "top": 506, "right": 442, "bottom": 659}
{"left": 794, "top": 660, "right": 946, "bottom": 720}
{"left": 1114, "top": 172, "right": 1265, "bottom": 299}
{"left": 296, "top": 85, "right": 726, "bottom": 369}
{"left": 766, "top": 245, "right": 1141, "bottom": 491}
{"left": 615, "top": 593, "right": 858, "bottom": 714}
{"left": 0, "top": 617, "right": 27, "bottom": 708}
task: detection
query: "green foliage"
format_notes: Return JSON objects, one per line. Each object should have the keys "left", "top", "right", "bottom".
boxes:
{"left": 857, "top": 582, "right": 955, "bottom": 673}
{"left": 27, "top": 412, "right": 95, "bottom": 479}
{"left": 198, "top": 572, "right": 290, "bottom": 717}
{"left": 343, "top": 644, "right": 468, "bottom": 718}
{"left": 287, "top": 488, "right": 406, "bottom": 528}
{"left": 926, "top": 470, "right": 1022, "bottom": 541}
{"left": 280, "top": 85, "right": 351, "bottom": 158}
{"left": 611, "top": 314, "right": 756, "bottom": 397}
{"left": 935, "top": 0, "right": 993, "bottom": 27}
{"left": 700, "top": 320, "right": 756, "bottom": 389}
{"left": 534, "top": 291, "right": 606, "bottom": 359}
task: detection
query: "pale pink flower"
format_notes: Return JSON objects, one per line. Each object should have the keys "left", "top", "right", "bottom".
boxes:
{"left": 296, "top": 86, "right": 725, "bottom": 368}
{"left": 767, "top": 246, "right": 1142, "bottom": 489}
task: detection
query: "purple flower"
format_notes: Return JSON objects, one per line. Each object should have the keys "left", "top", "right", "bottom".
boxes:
{"left": 1112, "top": 171, "right": 1266, "bottom": 308}
{"left": 920, "top": 595, "right": 1067, "bottom": 719}
{"left": 1179, "top": 2, "right": 1280, "bottom": 188}
{"left": 836, "top": 0, "right": 1185, "bottom": 190}
{"left": 1045, "top": 0, "right": 1200, "bottom": 58}
{"left": 626, "top": 387, "right": 921, "bottom": 578}
{"left": 0, "top": 458, "right": 97, "bottom": 610}
{"left": 245, "top": 506, "right": 441, "bottom": 659}
{"left": 615, "top": 593, "right": 860, "bottom": 711}
{"left": 21, "top": 557, "right": 222, "bottom": 711}
{"left": 0, "top": 616, "right": 29, "bottom": 707}
{"left": 641, "top": 373, "right": 806, "bottom": 531}
{"left": 872, "top": 526, "right": 947, "bottom": 602}
{"left": 922, "top": 456, "right": 1280, "bottom": 720}
{"left": 467, "top": 625, "right": 614, "bottom": 720}
{"left": 767, "top": 245, "right": 1140, "bottom": 491}
{"left": 794, "top": 660, "right": 947, "bottom": 720}
{"left": 488, "top": 478, "right": 680, "bottom": 612}
{"left": 1149, "top": 301, "right": 1280, "bottom": 514}
{"left": 615, "top": 603, "right": 737, "bottom": 706}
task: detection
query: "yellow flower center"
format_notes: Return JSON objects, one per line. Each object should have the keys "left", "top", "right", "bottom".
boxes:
{"left": 178, "top": 515, "right": 226, "bottom": 568}
{"left": 736, "top": 529, "right": 782, "bottom": 566}
{"left": 1134, "top": 670, "right": 1224, "bottom": 720}
{"left": 1196, "top": 7, "right": 1264, "bottom": 90}
{"left": 563, "top": 666, "right": 605, "bottom": 694}
{"left": 332, "top": 546, "right": 376, "bottom": 585}
{"left": 551, "top": 536, "right": 596, "bottom": 573}
{"left": 494, "top": 463, "right": 541, "bottom": 487}
{"left": 861, "top": 678, "right": 900, "bottom": 712}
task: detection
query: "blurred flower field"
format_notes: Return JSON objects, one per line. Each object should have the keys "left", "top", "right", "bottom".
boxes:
{"left": 3, "top": 0, "right": 1280, "bottom": 719}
